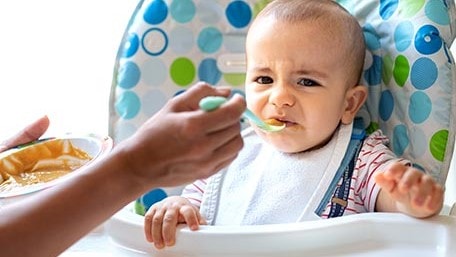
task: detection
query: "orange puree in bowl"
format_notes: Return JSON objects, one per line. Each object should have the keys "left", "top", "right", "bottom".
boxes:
{"left": 0, "top": 139, "right": 92, "bottom": 193}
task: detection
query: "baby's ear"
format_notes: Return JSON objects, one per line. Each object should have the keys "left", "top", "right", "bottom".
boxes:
{"left": 341, "top": 85, "right": 367, "bottom": 125}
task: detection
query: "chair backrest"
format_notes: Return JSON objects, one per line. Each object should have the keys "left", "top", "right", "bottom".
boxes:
{"left": 337, "top": 0, "right": 456, "bottom": 185}
{"left": 109, "top": 0, "right": 456, "bottom": 212}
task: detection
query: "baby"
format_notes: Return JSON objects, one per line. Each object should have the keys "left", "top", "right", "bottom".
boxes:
{"left": 144, "top": 0, "right": 444, "bottom": 249}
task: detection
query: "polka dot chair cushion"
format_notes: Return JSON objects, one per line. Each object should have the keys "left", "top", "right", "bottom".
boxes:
{"left": 336, "top": 0, "right": 456, "bottom": 185}
{"left": 109, "top": 0, "right": 456, "bottom": 211}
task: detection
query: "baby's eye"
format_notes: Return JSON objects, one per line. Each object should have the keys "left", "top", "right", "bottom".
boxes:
{"left": 255, "top": 76, "right": 273, "bottom": 84}
{"left": 298, "top": 78, "right": 319, "bottom": 87}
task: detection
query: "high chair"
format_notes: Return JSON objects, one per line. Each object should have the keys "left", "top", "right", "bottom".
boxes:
{"left": 106, "top": 0, "right": 456, "bottom": 256}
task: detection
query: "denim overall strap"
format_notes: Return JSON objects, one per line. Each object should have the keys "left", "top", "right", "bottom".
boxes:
{"left": 314, "top": 118, "right": 366, "bottom": 217}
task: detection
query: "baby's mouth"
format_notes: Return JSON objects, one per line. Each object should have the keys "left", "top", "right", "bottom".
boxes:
{"left": 266, "top": 118, "right": 296, "bottom": 127}
{"left": 264, "top": 118, "right": 285, "bottom": 126}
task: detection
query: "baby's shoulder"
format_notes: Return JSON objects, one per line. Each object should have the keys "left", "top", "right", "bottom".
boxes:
{"left": 360, "top": 129, "right": 391, "bottom": 153}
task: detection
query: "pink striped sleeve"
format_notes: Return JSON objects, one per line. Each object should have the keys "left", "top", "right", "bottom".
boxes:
{"left": 181, "top": 179, "right": 207, "bottom": 208}
{"left": 355, "top": 130, "right": 411, "bottom": 212}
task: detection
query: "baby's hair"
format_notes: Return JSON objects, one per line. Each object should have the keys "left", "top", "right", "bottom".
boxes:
{"left": 256, "top": 0, "right": 366, "bottom": 87}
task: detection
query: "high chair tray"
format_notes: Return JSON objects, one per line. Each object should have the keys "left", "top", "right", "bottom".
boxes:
{"left": 106, "top": 203, "right": 456, "bottom": 257}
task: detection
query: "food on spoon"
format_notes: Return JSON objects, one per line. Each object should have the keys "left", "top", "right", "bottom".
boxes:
{"left": 264, "top": 118, "right": 284, "bottom": 126}
{"left": 0, "top": 139, "right": 92, "bottom": 193}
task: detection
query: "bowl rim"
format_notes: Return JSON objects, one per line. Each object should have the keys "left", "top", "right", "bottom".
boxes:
{"left": 0, "top": 133, "right": 113, "bottom": 199}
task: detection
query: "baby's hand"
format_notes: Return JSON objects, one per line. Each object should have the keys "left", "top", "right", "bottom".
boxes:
{"left": 375, "top": 162, "right": 444, "bottom": 218}
{"left": 144, "top": 196, "right": 206, "bottom": 249}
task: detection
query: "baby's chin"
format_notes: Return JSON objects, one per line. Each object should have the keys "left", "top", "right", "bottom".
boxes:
{"left": 262, "top": 137, "right": 308, "bottom": 153}
{"left": 276, "top": 145, "right": 310, "bottom": 153}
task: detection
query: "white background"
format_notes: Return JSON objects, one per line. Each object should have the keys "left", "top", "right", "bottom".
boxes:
{"left": 0, "top": 0, "right": 138, "bottom": 139}
{"left": 0, "top": 0, "right": 454, "bottom": 207}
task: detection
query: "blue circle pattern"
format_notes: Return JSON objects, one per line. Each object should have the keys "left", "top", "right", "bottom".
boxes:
{"left": 226, "top": 1, "right": 252, "bottom": 29}
{"left": 393, "top": 124, "right": 409, "bottom": 156}
{"left": 137, "top": 188, "right": 167, "bottom": 213}
{"left": 143, "top": 0, "right": 168, "bottom": 25}
{"left": 170, "top": 0, "right": 196, "bottom": 23}
{"left": 411, "top": 57, "right": 438, "bottom": 90}
{"left": 198, "top": 58, "right": 222, "bottom": 85}
{"left": 379, "top": 90, "right": 394, "bottom": 121}
{"left": 122, "top": 33, "right": 139, "bottom": 58}
{"left": 118, "top": 61, "right": 140, "bottom": 89}
{"left": 364, "top": 55, "right": 382, "bottom": 86}
{"left": 363, "top": 24, "right": 381, "bottom": 51}
{"left": 379, "top": 0, "right": 398, "bottom": 20}
{"left": 394, "top": 21, "right": 413, "bottom": 52}
{"left": 425, "top": 0, "right": 450, "bottom": 25}
{"left": 409, "top": 91, "right": 432, "bottom": 124}
{"left": 197, "top": 27, "right": 223, "bottom": 53}
{"left": 141, "top": 28, "right": 169, "bottom": 56}
{"left": 116, "top": 91, "right": 141, "bottom": 120}
{"left": 415, "top": 25, "right": 442, "bottom": 55}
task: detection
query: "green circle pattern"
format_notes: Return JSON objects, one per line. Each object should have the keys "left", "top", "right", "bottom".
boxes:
{"left": 393, "top": 55, "right": 410, "bottom": 88}
{"left": 170, "top": 57, "right": 196, "bottom": 86}
{"left": 382, "top": 54, "right": 394, "bottom": 85}
{"left": 398, "top": 0, "right": 425, "bottom": 18}
{"left": 224, "top": 73, "right": 246, "bottom": 86}
{"left": 430, "top": 129, "right": 448, "bottom": 162}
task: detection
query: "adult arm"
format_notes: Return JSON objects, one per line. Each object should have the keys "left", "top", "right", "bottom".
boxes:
{"left": 0, "top": 83, "right": 245, "bottom": 257}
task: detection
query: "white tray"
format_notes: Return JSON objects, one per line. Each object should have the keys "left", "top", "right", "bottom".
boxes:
{"left": 106, "top": 203, "right": 456, "bottom": 257}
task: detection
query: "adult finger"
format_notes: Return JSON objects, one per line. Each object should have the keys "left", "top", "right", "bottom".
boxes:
{"left": 173, "top": 93, "right": 245, "bottom": 136}
{"left": 0, "top": 115, "right": 50, "bottom": 152}
{"left": 195, "top": 134, "right": 243, "bottom": 179}
{"left": 199, "top": 94, "right": 246, "bottom": 134}
{"left": 171, "top": 82, "right": 232, "bottom": 112}
{"left": 204, "top": 122, "right": 243, "bottom": 154}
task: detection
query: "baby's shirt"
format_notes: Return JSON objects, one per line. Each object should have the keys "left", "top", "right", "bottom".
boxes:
{"left": 182, "top": 127, "right": 409, "bottom": 224}
{"left": 319, "top": 129, "right": 410, "bottom": 217}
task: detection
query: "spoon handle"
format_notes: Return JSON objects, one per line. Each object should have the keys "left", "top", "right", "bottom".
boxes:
{"left": 199, "top": 96, "right": 263, "bottom": 125}
{"left": 199, "top": 96, "right": 227, "bottom": 111}
{"left": 199, "top": 96, "right": 284, "bottom": 132}
{"left": 242, "top": 108, "right": 267, "bottom": 127}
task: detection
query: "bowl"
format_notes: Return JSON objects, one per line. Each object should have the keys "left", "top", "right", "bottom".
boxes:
{"left": 0, "top": 133, "right": 113, "bottom": 205}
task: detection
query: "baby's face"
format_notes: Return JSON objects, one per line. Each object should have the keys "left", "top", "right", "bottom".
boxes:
{"left": 245, "top": 18, "right": 355, "bottom": 153}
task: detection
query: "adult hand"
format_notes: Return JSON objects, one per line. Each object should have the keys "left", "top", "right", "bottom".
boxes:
{"left": 0, "top": 82, "right": 245, "bottom": 257}
{"left": 115, "top": 82, "right": 246, "bottom": 189}
{"left": 0, "top": 115, "right": 50, "bottom": 152}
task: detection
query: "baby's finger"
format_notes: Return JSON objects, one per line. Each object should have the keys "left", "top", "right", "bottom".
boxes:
{"left": 375, "top": 173, "right": 396, "bottom": 193}
{"left": 199, "top": 214, "right": 208, "bottom": 225}
{"left": 144, "top": 208, "right": 157, "bottom": 242}
{"left": 426, "top": 184, "right": 444, "bottom": 212}
{"left": 398, "top": 168, "right": 421, "bottom": 193}
{"left": 151, "top": 210, "right": 165, "bottom": 249}
{"left": 410, "top": 175, "right": 433, "bottom": 207}
{"left": 180, "top": 205, "right": 201, "bottom": 230}
{"left": 162, "top": 208, "right": 179, "bottom": 247}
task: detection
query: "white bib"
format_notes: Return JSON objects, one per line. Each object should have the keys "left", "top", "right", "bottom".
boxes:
{"left": 200, "top": 124, "right": 353, "bottom": 225}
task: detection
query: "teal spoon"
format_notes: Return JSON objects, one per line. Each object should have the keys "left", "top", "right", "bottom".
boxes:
{"left": 199, "top": 96, "right": 285, "bottom": 132}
